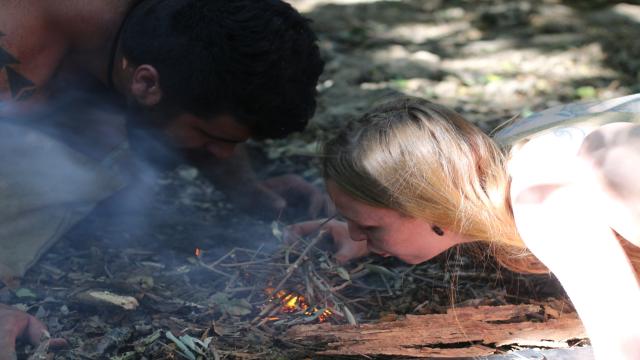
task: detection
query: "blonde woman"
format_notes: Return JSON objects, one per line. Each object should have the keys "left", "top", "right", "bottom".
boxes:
{"left": 288, "top": 95, "right": 640, "bottom": 359}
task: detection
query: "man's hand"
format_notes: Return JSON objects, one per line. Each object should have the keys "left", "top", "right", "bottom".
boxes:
{"left": 260, "top": 175, "right": 334, "bottom": 219}
{"left": 285, "top": 219, "right": 368, "bottom": 264}
{"left": 0, "top": 304, "right": 66, "bottom": 360}
{"left": 189, "top": 146, "right": 332, "bottom": 220}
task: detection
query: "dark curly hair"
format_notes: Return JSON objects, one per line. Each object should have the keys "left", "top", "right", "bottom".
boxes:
{"left": 120, "top": 0, "right": 324, "bottom": 139}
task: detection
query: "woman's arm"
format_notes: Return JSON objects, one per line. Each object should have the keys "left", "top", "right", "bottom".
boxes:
{"left": 513, "top": 179, "right": 640, "bottom": 359}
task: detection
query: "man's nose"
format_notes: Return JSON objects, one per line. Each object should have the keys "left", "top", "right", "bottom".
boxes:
{"left": 206, "top": 143, "right": 237, "bottom": 159}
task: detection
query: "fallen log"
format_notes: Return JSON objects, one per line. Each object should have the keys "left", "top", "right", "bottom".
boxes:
{"left": 285, "top": 303, "right": 587, "bottom": 358}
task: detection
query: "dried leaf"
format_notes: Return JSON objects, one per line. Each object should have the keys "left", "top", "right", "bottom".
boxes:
{"left": 226, "top": 302, "right": 253, "bottom": 316}
{"left": 363, "top": 264, "right": 398, "bottom": 278}
{"left": 271, "top": 221, "right": 283, "bottom": 241}
{"left": 133, "top": 330, "right": 161, "bottom": 353}
{"left": 336, "top": 267, "right": 351, "bottom": 281}
{"left": 110, "top": 351, "right": 136, "bottom": 360}
{"left": 179, "top": 334, "right": 207, "bottom": 356}
{"left": 343, "top": 305, "right": 358, "bottom": 325}
{"left": 165, "top": 331, "right": 196, "bottom": 360}
{"left": 14, "top": 288, "right": 37, "bottom": 299}
{"left": 209, "top": 293, "right": 253, "bottom": 317}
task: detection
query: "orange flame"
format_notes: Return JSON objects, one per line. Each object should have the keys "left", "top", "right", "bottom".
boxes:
{"left": 319, "top": 308, "right": 333, "bottom": 323}
{"left": 264, "top": 287, "right": 331, "bottom": 322}
{"left": 304, "top": 307, "right": 333, "bottom": 323}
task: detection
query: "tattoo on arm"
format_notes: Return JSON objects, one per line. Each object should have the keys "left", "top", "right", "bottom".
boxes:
{"left": 0, "top": 31, "right": 37, "bottom": 101}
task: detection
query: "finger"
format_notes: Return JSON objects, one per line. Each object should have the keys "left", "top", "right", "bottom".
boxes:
{"left": 334, "top": 252, "right": 350, "bottom": 265}
{"left": 261, "top": 174, "right": 299, "bottom": 193}
{"left": 49, "top": 338, "right": 69, "bottom": 349}
{"left": 260, "top": 187, "right": 287, "bottom": 211}
{"left": 25, "top": 315, "right": 48, "bottom": 346}
{"left": 284, "top": 220, "right": 327, "bottom": 241}
{"left": 0, "top": 311, "right": 24, "bottom": 360}
{"left": 335, "top": 243, "right": 369, "bottom": 265}
{"left": 307, "top": 192, "right": 326, "bottom": 218}
{"left": 253, "top": 184, "right": 287, "bottom": 213}
{"left": 0, "top": 335, "right": 17, "bottom": 360}
{"left": 334, "top": 244, "right": 361, "bottom": 265}
{"left": 272, "top": 197, "right": 287, "bottom": 213}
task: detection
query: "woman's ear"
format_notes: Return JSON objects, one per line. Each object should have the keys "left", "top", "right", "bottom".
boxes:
{"left": 130, "top": 64, "right": 163, "bottom": 107}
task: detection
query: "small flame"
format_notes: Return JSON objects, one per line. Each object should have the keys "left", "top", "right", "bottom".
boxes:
{"left": 319, "top": 308, "right": 333, "bottom": 323}
{"left": 195, "top": 248, "right": 202, "bottom": 257}
{"left": 264, "top": 287, "right": 331, "bottom": 322}
{"left": 304, "top": 307, "right": 333, "bottom": 323}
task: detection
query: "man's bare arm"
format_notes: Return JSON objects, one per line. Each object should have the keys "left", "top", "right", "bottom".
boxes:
{"left": 0, "top": 13, "right": 68, "bottom": 118}
{"left": 0, "top": 31, "right": 37, "bottom": 103}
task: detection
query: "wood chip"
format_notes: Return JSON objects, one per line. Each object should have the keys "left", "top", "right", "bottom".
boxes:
{"left": 76, "top": 290, "right": 140, "bottom": 310}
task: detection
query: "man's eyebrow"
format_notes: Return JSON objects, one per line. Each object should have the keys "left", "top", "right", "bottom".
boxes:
{"left": 208, "top": 134, "right": 246, "bottom": 144}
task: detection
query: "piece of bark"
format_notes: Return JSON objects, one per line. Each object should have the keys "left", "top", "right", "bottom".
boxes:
{"left": 285, "top": 304, "right": 586, "bottom": 358}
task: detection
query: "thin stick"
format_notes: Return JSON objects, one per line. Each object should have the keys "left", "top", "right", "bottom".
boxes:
{"left": 212, "top": 248, "right": 236, "bottom": 266}
{"left": 197, "top": 260, "right": 234, "bottom": 278}
{"left": 218, "top": 258, "right": 272, "bottom": 267}
{"left": 254, "top": 216, "right": 336, "bottom": 321}
{"left": 269, "top": 216, "right": 335, "bottom": 297}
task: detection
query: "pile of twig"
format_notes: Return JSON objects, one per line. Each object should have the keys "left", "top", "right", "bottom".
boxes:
{"left": 195, "top": 220, "right": 361, "bottom": 328}
{"left": 191, "top": 220, "right": 524, "bottom": 333}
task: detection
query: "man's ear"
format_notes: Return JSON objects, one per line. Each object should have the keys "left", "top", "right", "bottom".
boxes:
{"left": 130, "top": 65, "right": 163, "bottom": 107}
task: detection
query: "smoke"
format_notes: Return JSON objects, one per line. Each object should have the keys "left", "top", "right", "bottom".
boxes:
{"left": 0, "top": 93, "right": 136, "bottom": 279}
{"left": 0, "top": 93, "right": 255, "bottom": 281}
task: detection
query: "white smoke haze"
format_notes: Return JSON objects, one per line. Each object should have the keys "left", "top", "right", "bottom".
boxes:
{"left": 0, "top": 92, "right": 276, "bottom": 284}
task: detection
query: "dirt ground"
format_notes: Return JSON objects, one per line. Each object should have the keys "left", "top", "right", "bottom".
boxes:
{"left": 8, "top": 0, "right": 640, "bottom": 359}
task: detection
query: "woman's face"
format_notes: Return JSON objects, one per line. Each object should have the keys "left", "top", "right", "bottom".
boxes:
{"left": 327, "top": 180, "right": 470, "bottom": 264}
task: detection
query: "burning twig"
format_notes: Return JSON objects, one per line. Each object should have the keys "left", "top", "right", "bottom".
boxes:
{"left": 253, "top": 216, "right": 335, "bottom": 323}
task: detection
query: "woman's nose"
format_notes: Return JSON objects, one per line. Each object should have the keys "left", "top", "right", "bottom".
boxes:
{"left": 347, "top": 224, "right": 367, "bottom": 242}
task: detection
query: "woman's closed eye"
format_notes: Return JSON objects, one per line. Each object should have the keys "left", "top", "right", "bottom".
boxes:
{"left": 362, "top": 225, "right": 379, "bottom": 232}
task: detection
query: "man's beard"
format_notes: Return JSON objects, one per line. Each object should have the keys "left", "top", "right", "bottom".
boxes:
{"left": 124, "top": 105, "right": 205, "bottom": 173}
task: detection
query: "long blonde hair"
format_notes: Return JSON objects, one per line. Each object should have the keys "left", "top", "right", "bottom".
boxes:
{"left": 323, "top": 96, "right": 548, "bottom": 273}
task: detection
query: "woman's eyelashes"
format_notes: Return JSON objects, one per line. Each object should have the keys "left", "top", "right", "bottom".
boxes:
{"left": 362, "top": 225, "right": 379, "bottom": 233}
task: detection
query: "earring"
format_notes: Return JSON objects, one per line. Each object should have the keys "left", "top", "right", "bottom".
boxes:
{"left": 432, "top": 225, "right": 444, "bottom": 236}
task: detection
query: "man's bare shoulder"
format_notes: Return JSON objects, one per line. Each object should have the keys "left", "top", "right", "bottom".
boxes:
{"left": 0, "top": 0, "right": 69, "bottom": 114}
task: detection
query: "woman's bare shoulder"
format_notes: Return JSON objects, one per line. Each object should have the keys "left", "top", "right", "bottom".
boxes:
{"left": 507, "top": 124, "right": 597, "bottom": 200}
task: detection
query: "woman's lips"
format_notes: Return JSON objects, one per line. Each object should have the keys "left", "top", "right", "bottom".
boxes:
{"left": 371, "top": 249, "right": 391, "bottom": 257}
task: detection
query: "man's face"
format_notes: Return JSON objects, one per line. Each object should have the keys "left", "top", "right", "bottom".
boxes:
{"left": 162, "top": 112, "right": 252, "bottom": 159}
{"left": 125, "top": 108, "right": 253, "bottom": 172}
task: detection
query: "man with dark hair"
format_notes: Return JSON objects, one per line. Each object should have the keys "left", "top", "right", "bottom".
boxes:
{"left": 0, "top": 0, "right": 325, "bottom": 357}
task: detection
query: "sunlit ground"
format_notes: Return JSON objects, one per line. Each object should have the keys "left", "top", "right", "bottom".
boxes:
{"left": 278, "top": 0, "right": 640, "bottom": 142}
